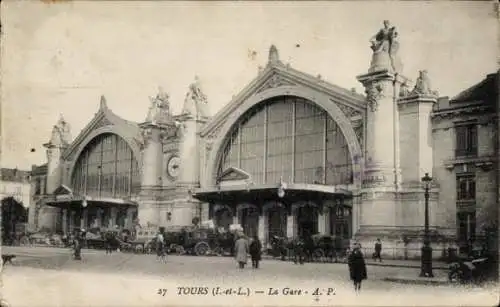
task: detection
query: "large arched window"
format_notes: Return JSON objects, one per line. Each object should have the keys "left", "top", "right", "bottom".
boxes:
{"left": 71, "top": 133, "right": 140, "bottom": 199}
{"left": 218, "top": 96, "right": 352, "bottom": 185}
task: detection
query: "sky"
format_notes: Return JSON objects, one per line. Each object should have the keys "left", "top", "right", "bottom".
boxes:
{"left": 1, "top": 1, "right": 498, "bottom": 170}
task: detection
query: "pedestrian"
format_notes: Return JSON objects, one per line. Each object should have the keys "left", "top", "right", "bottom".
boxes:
{"left": 73, "top": 232, "right": 82, "bottom": 261}
{"left": 234, "top": 233, "right": 249, "bottom": 269}
{"left": 156, "top": 228, "right": 166, "bottom": 263}
{"left": 373, "top": 238, "right": 382, "bottom": 262}
{"left": 105, "top": 231, "right": 114, "bottom": 255}
{"left": 334, "top": 235, "right": 343, "bottom": 263}
{"left": 293, "top": 237, "right": 305, "bottom": 265}
{"left": 249, "top": 236, "right": 262, "bottom": 269}
{"left": 348, "top": 243, "right": 367, "bottom": 293}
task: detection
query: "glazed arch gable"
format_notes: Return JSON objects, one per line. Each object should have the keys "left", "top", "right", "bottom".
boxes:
{"left": 202, "top": 85, "right": 364, "bottom": 190}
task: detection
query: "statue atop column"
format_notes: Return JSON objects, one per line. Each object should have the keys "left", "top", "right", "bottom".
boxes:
{"left": 182, "top": 76, "right": 209, "bottom": 118}
{"left": 369, "top": 20, "right": 402, "bottom": 74}
{"left": 145, "top": 86, "right": 173, "bottom": 125}
{"left": 410, "top": 70, "right": 439, "bottom": 96}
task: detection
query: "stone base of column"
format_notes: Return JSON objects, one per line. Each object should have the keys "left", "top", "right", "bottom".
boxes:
{"left": 356, "top": 190, "right": 454, "bottom": 260}
{"left": 37, "top": 206, "right": 60, "bottom": 232}
{"left": 353, "top": 226, "right": 455, "bottom": 261}
{"left": 138, "top": 203, "right": 159, "bottom": 228}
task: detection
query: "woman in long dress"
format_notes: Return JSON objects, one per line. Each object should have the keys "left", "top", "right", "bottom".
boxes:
{"left": 348, "top": 243, "right": 367, "bottom": 293}
{"left": 234, "top": 234, "right": 249, "bottom": 269}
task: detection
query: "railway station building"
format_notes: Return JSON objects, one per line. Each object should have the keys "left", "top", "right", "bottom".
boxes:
{"left": 30, "top": 23, "right": 499, "bottom": 257}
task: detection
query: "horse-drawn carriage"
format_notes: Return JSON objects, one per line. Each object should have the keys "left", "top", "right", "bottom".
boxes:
{"left": 172, "top": 226, "right": 236, "bottom": 256}
{"left": 268, "top": 234, "right": 349, "bottom": 263}
{"left": 126, "top": 225, "right": 236, "bottom": 256}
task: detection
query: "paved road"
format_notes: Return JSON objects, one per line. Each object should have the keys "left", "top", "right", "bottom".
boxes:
{"left": 1, "top": 247, "right": 498, "bottom": 307}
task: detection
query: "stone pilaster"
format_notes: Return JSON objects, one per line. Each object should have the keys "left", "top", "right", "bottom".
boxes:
{"left": 398, "top": 93, "right": 437, "bottom": 185}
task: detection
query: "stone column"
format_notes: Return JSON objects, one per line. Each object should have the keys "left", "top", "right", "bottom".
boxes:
{"left": 140, "top": 125, "right": 162, "bottom": 187}
{"left": 286, "top": 215, "right": 295, "bottom": 238}
{"left": 110, "top": 207, "right": 118, "bottom": 228}
{"left": 69, "top": 211, "right": 75, "bottom": 232}
{"left": 96, "top": 208, "right": 103, "bottom": 228}
{"left": 62, "top": 209, "right": 68, "bottom": 234}
{"left": 126, "top": 208, "right": 135, "bottom": 229}
{"left": 258, "top": 214, "right": 266, "bottom": 243}
{"left": 82, "top": 209, "right": 88, "bottom": 229}
{"left": 318, "top": 211, "right": 327, "bottom": 235}
{"left": 357, "top": 70, "right": 406, "bottom": 187}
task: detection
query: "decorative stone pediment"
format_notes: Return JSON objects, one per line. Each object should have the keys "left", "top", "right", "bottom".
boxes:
{"left": 53, "top": 184, "right": 73, "bottom": 195}
{"left": 217, "top": 167, "right": 251, "bottom": 182}
{"left": 62, "top": 95, "right": 142, "bottom": 161}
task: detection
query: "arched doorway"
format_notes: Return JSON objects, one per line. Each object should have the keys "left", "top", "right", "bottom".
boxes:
{"left": 267, "top": 206, "right": 287, "bottom": 239}
{"left": 240, "top": 206, "right": 259, "bottom": 238}
{"left": 214, "top": 208, "right": 233, "bottom": 230}
{"left": 296, "top": 205, "right": 318, "bottom": 238}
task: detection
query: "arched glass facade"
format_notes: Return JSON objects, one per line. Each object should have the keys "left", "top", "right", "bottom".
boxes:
{"left": 218, "top": 96, "right": 353, "bottom": 185}
{"left": 71, "top": 133, "right": 140, "bottom": 199}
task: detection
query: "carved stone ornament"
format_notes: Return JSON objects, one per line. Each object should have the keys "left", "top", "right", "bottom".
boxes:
{"left": 410, "top": 70, "right": 439, "bottom": 96}
{"left": 145, "top": 87, "right": 173, "bottom": 125}
{"left": 159, "top": 128, "right": 179, "bottom": 144}
{"left": 94, "top": 117, "right": 112, "bottom": 130}
{"left": 182, "top": 77, "right": 209, "bottom": 118}
{"left": 257, "top": 74, "right": 294, "bottom": 93}
{"left": 335, "top": 101, "right": 362, "bottom": 119}
{"left": 399, "top": 82, "right": 411, "bottom": 98}
{"left": 365, "top": 81, "right": 384, "bottom": 112}
{"left": 140, "top": 127, "right": 153, "bottom": 149}
{"left": 353, "top": 122, "right": 363, "bottom": 151}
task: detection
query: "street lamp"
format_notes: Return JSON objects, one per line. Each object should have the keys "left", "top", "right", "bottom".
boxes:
{"left": 419, "top": 172, "right": 434, "bottom": 278}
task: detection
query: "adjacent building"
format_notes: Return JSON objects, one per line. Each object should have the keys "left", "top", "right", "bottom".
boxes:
{"left": 1, "top": 168, "right": 31, "bottom": 239}
{"left": 30, "top": 22, "right": 498, "bottom": 258}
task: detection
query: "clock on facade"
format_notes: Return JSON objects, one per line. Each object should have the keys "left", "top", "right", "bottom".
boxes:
{"left": 167, "top": 155, "right": 181, "bottom": 179}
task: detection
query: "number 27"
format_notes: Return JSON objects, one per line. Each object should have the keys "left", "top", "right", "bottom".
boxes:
{"left": 157, "top": 289, "right": 167, "bottom": 296}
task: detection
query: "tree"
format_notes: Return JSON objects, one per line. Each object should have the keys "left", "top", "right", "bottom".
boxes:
{"left": 1, "top": 197, "right": 28, "bottom": 245}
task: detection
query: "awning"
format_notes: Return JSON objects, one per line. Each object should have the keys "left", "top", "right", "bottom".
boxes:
{"left": 44, "top": 195, "right": 138, "bottom": 209}
{"left": 192, "top": 183, "right": 352, "bottom": 204}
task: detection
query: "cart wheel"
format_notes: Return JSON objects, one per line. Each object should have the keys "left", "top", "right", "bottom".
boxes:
{"left": 195, "top": 242, "right": 209, "bottom": 256}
